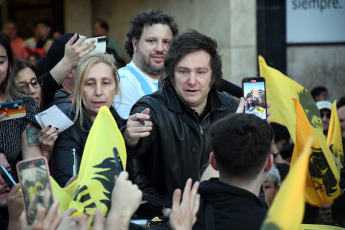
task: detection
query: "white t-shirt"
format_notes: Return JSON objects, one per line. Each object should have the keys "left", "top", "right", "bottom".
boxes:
{"left": 114, "top": 61, "right": 158, "bottom": 119}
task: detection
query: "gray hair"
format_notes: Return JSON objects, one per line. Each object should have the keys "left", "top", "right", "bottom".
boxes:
{"left": 265, "top": 164, "right": 281, "bottom": 188}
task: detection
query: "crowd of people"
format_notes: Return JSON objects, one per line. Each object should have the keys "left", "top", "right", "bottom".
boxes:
{"left": 0, "top": 8, "right": 344, "bottom": 230}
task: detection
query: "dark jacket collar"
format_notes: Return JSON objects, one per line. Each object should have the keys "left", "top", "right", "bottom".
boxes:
{"left": 199, "top": 178, "right": 266, "bottom": 208}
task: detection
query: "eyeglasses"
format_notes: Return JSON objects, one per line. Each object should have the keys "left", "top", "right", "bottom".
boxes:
{"left": 17, "top": 78, "right": 41, "bottom": 92}
{"left": 321, "top": 112, "right": 331, "bottom": 119}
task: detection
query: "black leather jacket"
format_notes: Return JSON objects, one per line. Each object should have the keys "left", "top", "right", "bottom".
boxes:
{"left": 127, "top": 85, "right": 239, "bottom": 199}
{"left": 50, "top": 106, "right": 126, "bottom": 187}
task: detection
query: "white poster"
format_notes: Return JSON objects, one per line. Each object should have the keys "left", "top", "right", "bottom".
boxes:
{"left": 286, "top": 0, "right": 345, "bottom": 43}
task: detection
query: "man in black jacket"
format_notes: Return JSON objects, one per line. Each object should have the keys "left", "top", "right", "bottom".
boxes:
{"left": 123, "top": 30, "right": 240, "bottom": 217}
{"left": 193, "top": 113, "right": 274, "bottom": 230}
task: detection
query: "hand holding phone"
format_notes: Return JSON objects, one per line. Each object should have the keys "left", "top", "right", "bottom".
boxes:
{"left": 17, "top": 157, "right": 53, "bottom": 224}
{"left": 0, "top": 100, "right": 26, "bottom": 121}
{"left": 242, "top": 77, "right": 267, "bottom": 120}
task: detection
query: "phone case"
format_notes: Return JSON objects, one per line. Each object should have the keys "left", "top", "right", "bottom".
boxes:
{"left": 242, "top": 77, "right": 267, "bottom": 120}
{"left": 16, "top": 157, "right": 54, "bottom": 224}
{"left": 0, "top": 100, "right": 26, "bottom": 121}
{"left": 83, "top": 36, "right": 107, "bottom": 55}
{"left": 0, "top": 165, "right": 16, "bottom": 188}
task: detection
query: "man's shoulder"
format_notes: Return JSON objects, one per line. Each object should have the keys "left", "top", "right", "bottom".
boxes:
{"left": 216, "top": 91, "right": 239, "bottom": 113}
{"left": 198, "top": 178, "right": 266, "bottom": 209}
{"left": 218, "top": 91, "right": 238, "bottom": 104}
{"left": 134, "top": 89, "right": 166, "bottom": 106}
{"left": 131, "top": 89, "right": 168, "bottom": 113}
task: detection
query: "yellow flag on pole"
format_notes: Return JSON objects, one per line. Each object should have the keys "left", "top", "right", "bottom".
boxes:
{"left": 50, "top": 106, "right": 127, "bottom": 223}
{"left": 260, "top": 135, "right": 312, "bottom": 230}
{"left": 327, "top": 101, "right": 344, "bottom": 172}
{"left": 291, "top": 99, "right": 340, "bottom": 206}
{"left": 259, "top": 56, "right": 341, "bottom": 206}
{"left": 258, "top": 56, "right": 323, "bottom": 143}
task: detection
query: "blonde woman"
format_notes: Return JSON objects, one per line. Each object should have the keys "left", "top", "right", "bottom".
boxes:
{"left": 50, "top": 53, "right": 126, "bottom": 186}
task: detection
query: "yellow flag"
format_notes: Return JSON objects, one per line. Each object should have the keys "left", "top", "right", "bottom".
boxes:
{"left": 260, "top": 135, "right": 312, "bottom": 230}
{"left": 291, "top": 99, "right": 340, "bottom": 206}
{"left": 258, "top": 56, "right": 322, "bottom": 143}
{"left": 259, "top": 56, "right": 341, "bottom": 206}
{"left": 51, "top": 106, "right": 127, "bottom": 222}
{"left": 327, "top": 101, "right": 344, "bottom": 172}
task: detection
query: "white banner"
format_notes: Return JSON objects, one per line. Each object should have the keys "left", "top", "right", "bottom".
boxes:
{"left": 286, "top": 0, "right": 345, "bottom": 43}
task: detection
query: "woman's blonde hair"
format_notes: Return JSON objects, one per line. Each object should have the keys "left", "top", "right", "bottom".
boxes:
{"left": 72, "top": 53, "right": 120, "bottom": 128}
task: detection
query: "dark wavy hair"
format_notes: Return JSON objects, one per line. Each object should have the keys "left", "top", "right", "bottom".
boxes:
{"left": 124, "top": 9, "right": 178, "bottom": 58}
{"left": 209, "top": 113, "right": 274, "bottom": 181}
{"left": 162, "top": 30, "right": 223, "bottom": 91}
{"left": 0, "top": 32, "right": 27, "bottom": 101}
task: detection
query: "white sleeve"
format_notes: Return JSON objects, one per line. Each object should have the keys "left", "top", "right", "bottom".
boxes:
{"left": 114, "top": 77, "right": 143, "bottom": 119}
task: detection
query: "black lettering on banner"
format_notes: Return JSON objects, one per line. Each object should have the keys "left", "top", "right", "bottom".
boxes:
{"left": 290, "top": 0, "right": 343, "bottom": 12}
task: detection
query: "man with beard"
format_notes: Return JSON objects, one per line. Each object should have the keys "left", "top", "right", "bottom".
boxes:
{"left": 114, "top": 9, "right": 178, "bottom": 119}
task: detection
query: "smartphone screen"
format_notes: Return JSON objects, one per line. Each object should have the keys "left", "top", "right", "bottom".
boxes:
{"left": 0, "top": 165, "right": 16, "bottom": 188}
{"left": 17, "top": 157, "right": 53, "bottom": 224}
{"left": 242, "top": 77, "right": 267, "bottom": 120}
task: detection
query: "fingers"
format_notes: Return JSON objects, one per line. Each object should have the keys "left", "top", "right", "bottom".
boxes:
{"left": 172, "top": 188, "right": 182, "bottom": 211}
{"left": 126, "top": 113, "right": 152, "bottom": 138}
{"left": 79, "top": 214, "right": 89, "bottom": 230}
{"left": 192, "top": 194, "right": 200, "bottom": 224}
{"left": 93, "top": 208, "right": 104, "bottom": 230}
{"left": 0, "top": 111, "right": 6, "bottom": 119}
{"left": 116, "top": 171, "right": 129, "bottom": 182}
{"left": 44, "top": 199, "right": 62, "bottom": 229}
{"left": 19, "top": 210, "right": 28, "bottom": 227}
{"left": 141, "top": 108, "right": 150, "bottom": 115}
{"left": 39, "top": 126, "right": 59, "bottom": 143}
{"left": 33, "top": 205, "right": 47, "bottom": 225}
{"left": 189, "top": 181, "right": 200, "bottom": 209}
{"left": 62, "top": 208, "right": 77, "bottom": 217}
{"left": 76, "top": 36, "right": 96, "bottom": 57}
{"left": 236, "top": 97, "right": 245, "bottom": 113}
{"left": 9, "top": 183, "right": 21, "bottom": 195}
{"left": 66, "top": 33, "right": 78, "bottom": 46}
{"left": 182, "top": 178, "right": 192, "bottom": 205}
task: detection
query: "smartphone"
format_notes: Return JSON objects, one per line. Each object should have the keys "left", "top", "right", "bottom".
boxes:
{"left": 82, "top": 36, "right": 107, "bottom": 55}
{"left": 0, "top": 165, "right": 16, "bottom": 188}
{"left": 242, "top": 77, "right": 267, "bottom": 120}
{"left": 17, "top": 157, "right": 54, "bottom": 224}
{"left": 0, "top": 100, "right": 26, "bottom": 121}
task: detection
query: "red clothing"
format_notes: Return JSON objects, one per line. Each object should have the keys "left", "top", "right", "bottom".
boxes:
{"left": 11, "top": 37, "right": 28, "bottom": 59}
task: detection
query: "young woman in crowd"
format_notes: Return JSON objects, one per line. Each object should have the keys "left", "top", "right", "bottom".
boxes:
{"left": 0, "top": 32, "right": 42, "bottom": 179}
{"left": 13, "top": 57, "right": 58, "bottom": 158}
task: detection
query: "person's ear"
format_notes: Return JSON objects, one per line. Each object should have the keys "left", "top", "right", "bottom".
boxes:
{"left": 209, "top": 152, "right": 219, "bottom": 171}
{"left": 132, "top": 38, "right": 138, "bottom": 52}
{"left": 264, "top": 154, "right": 273, "bottom": 173}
